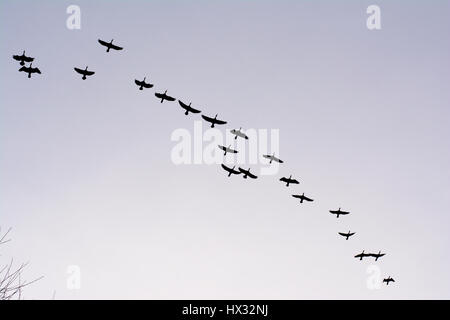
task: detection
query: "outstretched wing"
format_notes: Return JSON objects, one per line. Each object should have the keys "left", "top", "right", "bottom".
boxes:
{"left": 214, "top": 118, "right": 227, "bottom": 125}
{"left": 247, "top": 172, "right": 258, "bottom": 179}
{"left": 349, "top": 232, "right": 355, "bottom": 236}
{"left": 218, "top": 145, "right": 226, "bottom": 151}
{"left": 274, "top": 157, "right": 284, "bottom": 163}
{"left": 292, "top": 194, "right": 301, "bottom": 199}
{"left": 85, "top": 70, "right": 95, "bottom": 76}
{"left": 165, "top": 95, "right": 176, "bottom": 102}
{"left": 338, "top": 232, "right": 347, "bottom": 237}
{"left": 135, "top": 79, "right": 142, "bottom": 86}
{"left": 303, "top": 196, "right": 313, "bottom": 201}
{"left": 155, "top": 92, "right": 164, "bottom": 99}
{"left": 291, "top": 179, "right": 299, "bottom": 184}
{"left": 143, "top": 82, "right": 153, "bottom": 88}
{"left": 18, "top": 66, "right": 27, "bottom": 72}
{"left": 202, "top": 115, "right": 214, "bottom": 123}
{"left": 110, "top": 43, "right": 123, "bottom": 51}
{"left": 263, "top": 154, "right": 272, "bottom": 159}
{"left": 13, "top": 55, "right": 21, "bottom": 61}
{"left": 280, "top": 177, "right": 288, "bottom": 183}
{"left": 341, "top": 211, "right": 350, "bottom": 215}
{"left": 230, "top": 149, "right": 238, "bottom": 154}
{"left": 32, "top": 67, "right": 41, "bottom": 74}
{"left": 74, "top": 67, "right": 84, "bottom": 74}
{"left": 98, "top": 39, "right": 109, "bottom": 47}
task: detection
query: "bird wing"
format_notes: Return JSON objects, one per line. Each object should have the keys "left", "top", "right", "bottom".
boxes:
{"left": 18, "top": 66, "right": 27, "bottom": 72}
{"left": 23, "top": 56, "right": 34, "bottom": 62}
{"left": 155, "top": 92, "right": 164, "bottom": 99}
{"left": 218, "top": 145, "right": 226, "bottom": 151}
{"left": 143, "top": 82, "right": 153, "bottom": 88}
{"left": 263, "top": 154, "right": 271, "bottom": 159}
{"left": 349, "top": 232, "right": 355, "bottom": 236}
{"left": 221, "top": 164, "right": 231, "bottom": 172}
{"left": 280, "top": 177, "right": 288, "bottom": 182}
{"left": 303, "top": 196, "right": 313, "bottom": 201}
{"left": 74, "top": 67, "right": 84, "bottom": 74}
{"left": 338, "top": 232, "right": 346, "bottom": 237}
{"left": 178, "top": 101, "right": 189, "bottom": 109}
{"left": 98, "top": 39, "right": 109, "bottom": 47}
{"left": 292, "top": 195, "right": 301, "bottom": 199}
{"left": 12, "top": 55, "right": 21, "bottom": 61}
{"left": 33, "top": 68, "right": 41, "bottom": 74}
{"left": 135, "top": 79, "right": 142, "bottom": 86}
{"left": 165, "top": 95, "right": 176, "bottom": 101}
{"left": 230, "top": 149, "right": 238, "bottom": 154}
{"left": 202, "top": 115, "right": 214, "bottom": 123}
{"left": 291, "top": 179, "right": 300, "bottom": 184}
{"left": 110, "top": 43, "right": 123, "bottom": 50}
{"left": 85, "top": 70, "right": 95, "bottom": 76}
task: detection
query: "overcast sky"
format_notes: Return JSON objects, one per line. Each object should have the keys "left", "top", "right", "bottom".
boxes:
{"left": 1, "top": 0, "right": 450, "bottom": 299}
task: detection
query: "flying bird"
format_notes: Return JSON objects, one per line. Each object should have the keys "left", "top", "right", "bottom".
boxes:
{"left": 263, "top": 153, "right": 284, "bottom": 164}
{"left": 98, "top": 39, "right": 123, "bottom": 52}
{"left": 201, "top": 114, "right": 227, "bottom": 128}
{"left": 134, "top": 77, "right": 153, "bottom": 90}
{"left": 74, "top": 66, "right": 95, "bottom": 80}
{"left": 18, "top": 63, "right": 41, "bottom": 78}
{"left": 369, "top": 251, "right": 386, "bottom": 261}
{"left": 178, "top": 100, "right": 201, "bottom": 115}
{"left": 230, "top": 128, "right": 249, "bottom": 140}
{"left": 155, "top": 90, "right": 176, "bottom": 103}
{"left": 338, "top": 231, "right": 356, "bottom": 240}
{"left": 292, "top": 193, "right": 313, "bottom": 204}
{"left": 221, "top": 164, "right": 241, "bottom": 177}
{"left": 383, "top": 276, "right": 395, "bottom": 285}
{"left": 218, "top": 145, "right": 238, "bottom": 156}
{"left": 238, "top": 167, "right": 258, "bottom": 179}
{"left": 279, "top": 175, "right": 299, "bottom": 187}
{"left": 13, "top": 50, "right": 34, "bottom": 66}
{"left": 354, "top": 250, "right": 370, "bottom": 261}
{"left": 329, "top": 208, "right": 350, "bottom": 218}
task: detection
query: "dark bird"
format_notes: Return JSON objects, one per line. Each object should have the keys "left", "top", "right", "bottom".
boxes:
{"left": 292, "top": 193, "right": 313, "bottom": 204}
{"left": 238, "top": 167, "right": 258, "bottom": 179}
{"left": 134, "top": 77, "right": 153, "bottom": 90}
{"left": 221, "top": 164, "right": 241, "bottom": 177}
{"left": 383, "top": 276, "right": 395, "bottom": 285}
{"left": 201, "top": 114, "right": 227, "bottom": 128}
{"left": 279, "top": 175, "right": 299, "bottom": 187}
{"left": 178, "top": 100, "right": 201, "bottom": 115}
{"left": 218, "top": 145, "right": 238, "bottom": 156}
{"left": 155, "top": 90, "right": 176, "bottom": 103}
{"left": 329, "top": 208, "right": 350, "bottom": 218}
{"left": 74, "top": 66, "right": 95, "bottom": 80}
{"left": 98, "top": 39, "right": 123, "bottom": 52}
{"left": 13, "top": 50, "right": 34, "bottom": 66}
{"left": 354, "top": 250, "right": 370, "bottom": 261}
{"left": 18, "top": 63, "right": 41, "bottom": 78}
{"left": 338, "top": 231, "right": 356, "bottom": 240}
{"left": 369, "top": 251, "right": 386, "bottom": 261}
{"left": 263, "top": 153, "right": 284, "bottom": 164}
{"left": 230, "top": 128, "right": 249, "bottom": 140}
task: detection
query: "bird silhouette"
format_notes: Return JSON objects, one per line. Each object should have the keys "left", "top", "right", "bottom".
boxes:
{"left": 279, "top": 175, "right": 299, "bottom": 187}
{"left": 134, "top": 77, "right": 153, "bottom": 90}
{"left": 155, "top": 90, "right": 176, "bottom": 103}
{"left": 292, "top": 193, "right": 313, "bottom": 204}
{"left": 178, "top": 100, "right": 201, "bottom": 115}
{"left": 201, "top": 114, "right": 227, "bottom": 128}
{"left": 338, "top": 231, "right": 355, "bottom": 240}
